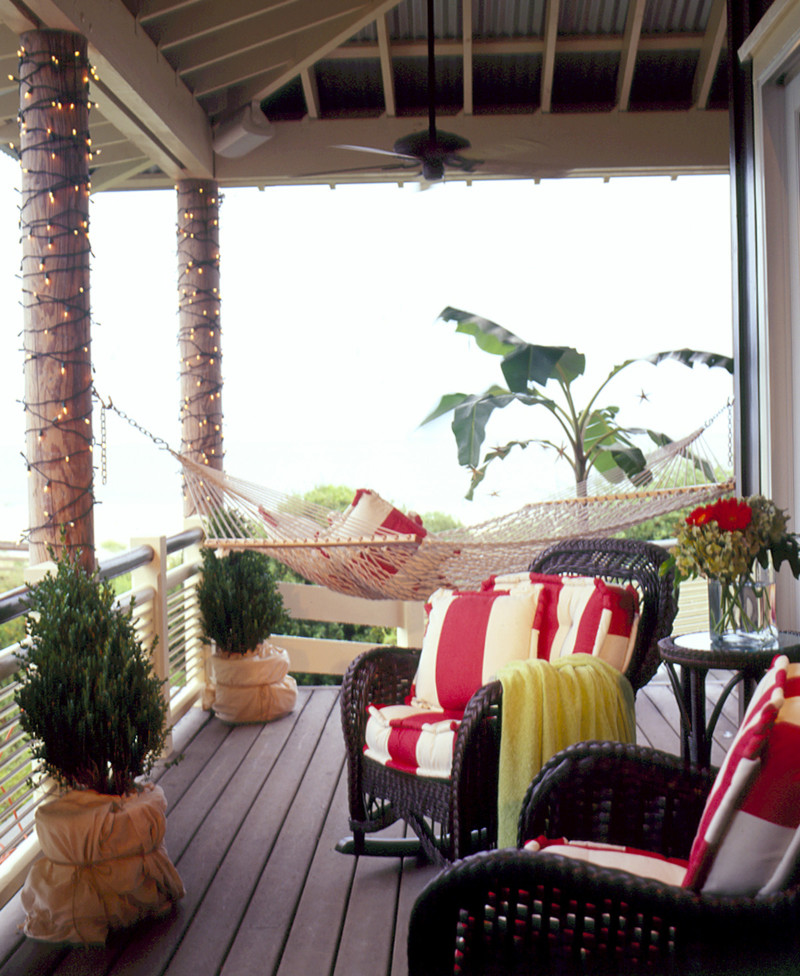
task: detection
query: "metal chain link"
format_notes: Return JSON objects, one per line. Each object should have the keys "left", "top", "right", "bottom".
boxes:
{"left": 92, "top": 388, "right": 177, "bottom": 466}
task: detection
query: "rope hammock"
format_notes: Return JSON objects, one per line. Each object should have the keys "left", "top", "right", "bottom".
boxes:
{"left": 180, "top": 406, "right": 734, "bottom": 601}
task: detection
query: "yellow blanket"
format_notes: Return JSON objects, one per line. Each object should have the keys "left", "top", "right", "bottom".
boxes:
{"left": 497, "top": 654, "right": 636, "bottom": 848}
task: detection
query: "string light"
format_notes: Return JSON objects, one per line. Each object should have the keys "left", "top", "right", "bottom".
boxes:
{"left": 177, "top": 179, "right": 223, "bottom": 485}
{"left": 18, "top": 32, "right": 94, "bottom": 559}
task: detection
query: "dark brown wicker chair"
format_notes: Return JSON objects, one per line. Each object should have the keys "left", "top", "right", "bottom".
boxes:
{"left": 407, "top": 741, "right": 800, "bottom": 976}
{"left": 338, "top": 538, "right": 678, "bottom": 863}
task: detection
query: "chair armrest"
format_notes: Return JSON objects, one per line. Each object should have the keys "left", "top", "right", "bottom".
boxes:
{"left": 449, "top": 679, "right": 504, "bottom": 859}
{"left": 408, "top": 847, "right": 800, "bottom": 976}
{"left": 339, "top": 646, "right": 419, "bottom": 759}
{"left": 518, "top": 741, "right": 716, "bottom": 860}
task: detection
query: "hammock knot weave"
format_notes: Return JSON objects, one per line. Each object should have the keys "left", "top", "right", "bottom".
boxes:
{"left": 179, "top": 412, "right": 733, "bottom": 601}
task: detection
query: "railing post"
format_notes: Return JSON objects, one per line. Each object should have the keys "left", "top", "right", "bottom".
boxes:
{"left": 397, "top": 601, "right": 425, "bottom": 648}
{"left": 131, "top": 536, "right": 171, "bottom": 749}
{"left": 181, "top": 518, "right": 209, "bottom": 706}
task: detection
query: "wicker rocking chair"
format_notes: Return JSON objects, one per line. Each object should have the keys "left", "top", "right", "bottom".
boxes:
{"left": 337, "top": 538, "right": 678, "bottom": 864}
{"left": 408, "top": 739, "right": 800, "bottom": 975}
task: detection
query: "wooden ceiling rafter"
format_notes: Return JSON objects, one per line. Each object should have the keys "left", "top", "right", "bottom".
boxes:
{"left": 198, "top": 0, "right": 400, "bottom": 107}
{"left": 617, "top": 0, "right": 646, "bottom": 111}
{"left": 301, "top": 65, "right": 320, "bottom": 118}
{"left": 462, "top": 0, "right": 473, "bottom": 116}
{"left": 694, "top": 0, "right": 727, "bottom": 109}
{"left": 0, "top": 0, "right": 733, "bottom": 191}
{"left": 540, "top": 0, "right": 560, "bottom": 114}
{"left": 376, "top": 12, "right": 396, "bottom": 116}
{"left": 10, "top": 0, "right": 213, "bottom": 179}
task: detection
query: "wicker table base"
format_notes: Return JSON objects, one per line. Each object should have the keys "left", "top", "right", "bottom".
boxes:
{"left": 658, "top": 631, "right": 800, "bottom": 766}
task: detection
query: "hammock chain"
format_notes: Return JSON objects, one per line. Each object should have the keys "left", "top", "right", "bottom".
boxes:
{"left": 92, "top": 388, "right": 177, "bottom": 460}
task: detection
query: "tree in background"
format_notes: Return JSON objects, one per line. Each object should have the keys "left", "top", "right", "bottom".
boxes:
{"left": 423, "top": 307, "right": 733, "bottom": 500}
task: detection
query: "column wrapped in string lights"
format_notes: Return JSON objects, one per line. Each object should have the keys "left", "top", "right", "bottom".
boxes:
{"left": 19, "top": 30, "right": 94, "bottom": 568}
{"left": 177, "top": 179, "right": 223, "bottom": 516}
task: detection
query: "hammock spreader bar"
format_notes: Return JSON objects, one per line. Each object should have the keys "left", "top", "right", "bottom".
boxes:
{"left": 178, "top": 413, "right": 734, "bottom": 601}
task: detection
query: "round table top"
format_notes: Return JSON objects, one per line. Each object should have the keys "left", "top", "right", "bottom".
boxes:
{"left": 658, "top": 631, "right": 800, "bottom": 671}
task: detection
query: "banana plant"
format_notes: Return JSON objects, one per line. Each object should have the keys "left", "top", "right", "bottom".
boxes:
{"left": 422, "top": 306, "right": 734, "bottom": 500}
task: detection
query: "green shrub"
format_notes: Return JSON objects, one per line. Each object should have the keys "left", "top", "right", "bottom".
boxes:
{"left": 197, "top": 548, "right": 286, "bottom": 655}
{"left": 15, "top": 548, "right": 169, "bottom": 796}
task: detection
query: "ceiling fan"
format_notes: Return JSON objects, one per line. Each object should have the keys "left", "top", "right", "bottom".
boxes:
{"left": 334, "top": 0, "right": 481, "bottom": 182}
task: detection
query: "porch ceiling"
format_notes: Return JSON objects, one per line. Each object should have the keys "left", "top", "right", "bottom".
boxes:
{"left": 0, "top": 0, "right": 731, "bottom": 191}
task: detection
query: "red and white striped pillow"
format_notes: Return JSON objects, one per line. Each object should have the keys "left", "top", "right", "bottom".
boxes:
{"left": 412, "top": 587, "right": 540, "bottom": 712}
{"left": 333, "top": 488, "right": 426, "bottom": 541}
{"left": 327, "top": 488, "right": 426, "bottom": 579}
{"left": 483, "top": 572, "right": 639, "bottom": 673}
{"left": 683, "top": 654, "right": 800, "bottom": 895}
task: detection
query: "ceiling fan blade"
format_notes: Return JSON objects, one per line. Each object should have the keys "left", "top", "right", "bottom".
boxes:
{"left": 444, "top": 153, "right": 482, "bottom": 172}
{"left": 333, "top": 143, "right": 418, "bottom": 162}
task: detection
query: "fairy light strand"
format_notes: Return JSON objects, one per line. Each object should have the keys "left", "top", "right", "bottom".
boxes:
{"left": 18, "top": 31, "right": 94, "bottom": 562}
{"left": 177, "top": 179, "right": 223, "bottom": 496}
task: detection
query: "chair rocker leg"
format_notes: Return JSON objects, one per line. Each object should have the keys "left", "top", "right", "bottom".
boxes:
{"left": 335, "top": 832, "right": 422, "bottom": 857}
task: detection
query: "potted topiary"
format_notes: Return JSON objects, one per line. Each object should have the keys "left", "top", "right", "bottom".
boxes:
{"left": 197, "top": 547, "right": 297, "bottom": 723}
{"left": 14, "top": 546, "right": 185, "bottom": 944}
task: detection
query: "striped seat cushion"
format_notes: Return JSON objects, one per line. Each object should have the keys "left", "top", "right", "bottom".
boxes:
{"left": 363, "top": 585, "right": 540, "bottom": 777}
{"left": 363, "top": 704, "right": 461, "bottom": 778}
{"left": 524, "top": 836, "right": 688, "bottom": 887}
{"left": 483, "top": 572, "right": 640, "bottom": 673}
{"left": 412, "top": 586, "right": 541, "bottom": 712}
{"left": 683, "top": 654, "right": 800, "bottom": 895}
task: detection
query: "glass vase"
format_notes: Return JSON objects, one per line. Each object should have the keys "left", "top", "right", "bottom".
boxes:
{"left": 708, "top": 565, "right": 778, "bottom": 650}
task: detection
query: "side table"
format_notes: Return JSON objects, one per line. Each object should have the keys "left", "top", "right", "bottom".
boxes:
{"left": 658, "top": 631, "right": 800, "bottom": 767}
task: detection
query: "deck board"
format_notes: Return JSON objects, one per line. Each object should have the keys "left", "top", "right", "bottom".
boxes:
{"left": 0, "top": 673, "right": 721, "bottom": 976}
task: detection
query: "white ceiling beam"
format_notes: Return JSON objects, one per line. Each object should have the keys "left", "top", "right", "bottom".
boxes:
{"left": 214, "top": 109, "right": 730, "bottom": 187}
{"left": 617, "top": 0, "right": 645, "bottom": 111}
{"left": 462, "top": 0, "right": 473, "bottom": 116}
{"left": 156, "top": 0, "right": 361, "bottom": 53}
{"left": 301, "top": 66, "right": 320, "bottom": 118}
{"left": 693, "top": 0, "right": 726, "bottom": 109}
{"left": 540, "top": 0, "right": 560, "bottom": 113}
{"left": 243, "top": 0, "right": 402, "bottom": 104}
{"left": 172, "top": 7, "right": 367, "bottom": 79}
{"left": 136, "top": 0, "right": 200, "bottom": 23}
{"left": 376, "top": 13, "right": 395, "bottom": 116}
{"left": 324, "top": 34, "right": 708, "bottom": 60}
{"left": 186, "top": 57, "right": 292, "bottom": 100}
{"left": 17, "top": 0, "right": 213, "bottom": 179}
{"left": 89, "top": 156, "right": 156, "bottom": 192}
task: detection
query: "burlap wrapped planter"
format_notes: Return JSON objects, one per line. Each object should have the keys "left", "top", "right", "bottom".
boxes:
{"left": 205, "top": 642, "right": 297, "bottom": 724}
{"left": 21, "top": 784, "right": 184, "bottom": 944}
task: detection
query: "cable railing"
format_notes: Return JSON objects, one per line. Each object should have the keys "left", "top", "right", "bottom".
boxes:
{"left": 0, "top": 526, "right": 424, "bottom": 906}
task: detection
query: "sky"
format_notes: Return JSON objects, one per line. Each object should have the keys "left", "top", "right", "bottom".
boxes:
{"left": 0, "top": 152, "right": 735, "bottom": 548}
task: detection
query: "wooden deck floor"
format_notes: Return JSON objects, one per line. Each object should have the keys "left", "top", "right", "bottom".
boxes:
{"left": 0, "top": 667, "right": 739, "bottom": 976}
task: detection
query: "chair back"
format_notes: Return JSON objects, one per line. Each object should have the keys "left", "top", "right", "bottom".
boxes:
{"left": 530, "top": 538, "right": 677, "bottom": 692}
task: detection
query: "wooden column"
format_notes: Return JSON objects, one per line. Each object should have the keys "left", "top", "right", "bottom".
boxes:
{"left": 19, "top": 30, "right": 94, "bottom": 569}
{"left": 177, "top": 180, "right": 223, "bottom": 516}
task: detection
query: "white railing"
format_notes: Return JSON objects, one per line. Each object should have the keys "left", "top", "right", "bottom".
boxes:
{"left": 0, "top": 528, "right": 425, "bottom": 906}
{"left": 0, "top": 530, "right": 708, "bottom": 908}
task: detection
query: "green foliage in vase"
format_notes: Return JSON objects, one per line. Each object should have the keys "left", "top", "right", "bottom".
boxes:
{"left": 197, "top": 548, "right": 286, "bottom": 655}
{"left": 15, "top": 547, "right": 169, "bottom": 796}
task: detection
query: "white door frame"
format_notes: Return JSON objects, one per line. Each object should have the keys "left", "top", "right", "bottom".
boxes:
{"left": 740, "top": 0, "right": 800, "bottom": 628}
